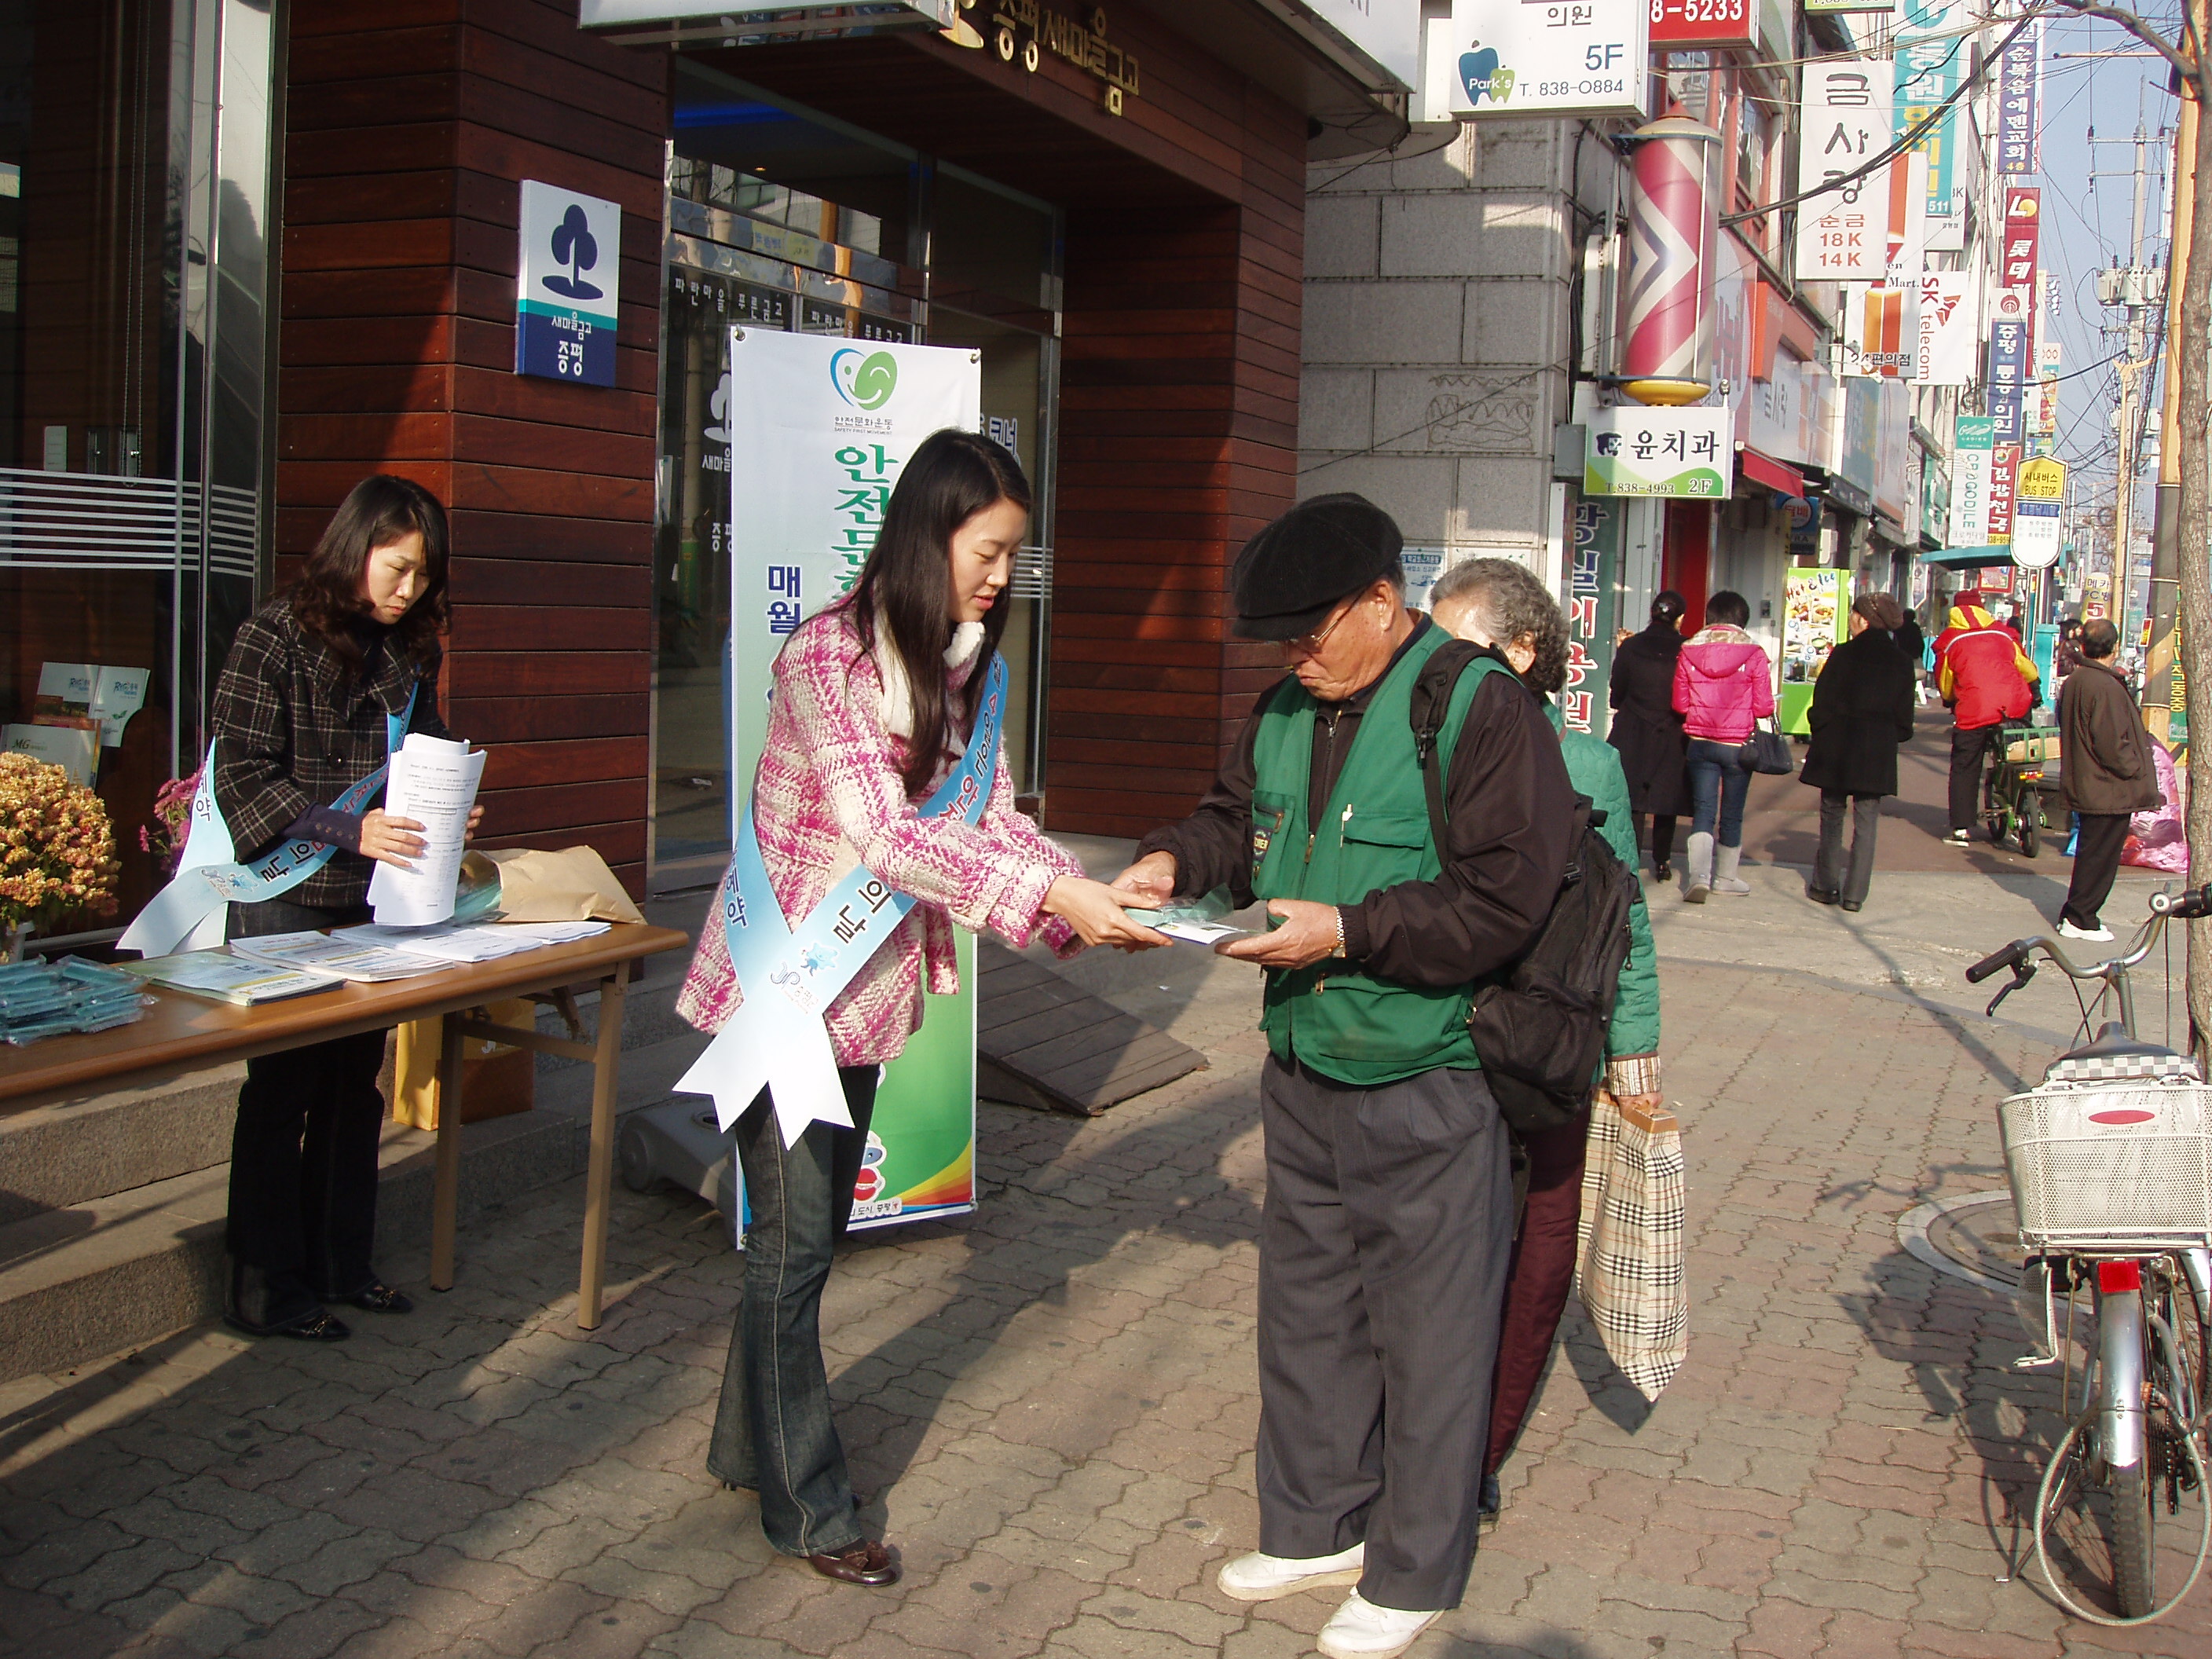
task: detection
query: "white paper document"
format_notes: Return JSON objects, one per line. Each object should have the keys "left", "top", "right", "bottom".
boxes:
{"left": 367, "top": 734, "right": 485, "bottom": 928}
{"left": 226, "top": 929, "right": 449, "bottom": 982}
{"left": 334, "top": 918, "right": 610, "bottom": 964}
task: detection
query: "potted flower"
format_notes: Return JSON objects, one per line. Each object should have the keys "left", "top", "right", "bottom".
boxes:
{"left": 0, "top": 753, "right": 123, "bottom": 959}
{"left": 141, "top": 769, "right": 200, "bottom": 875}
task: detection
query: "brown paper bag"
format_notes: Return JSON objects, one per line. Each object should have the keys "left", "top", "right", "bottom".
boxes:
{"left": 392, "top": 999, "right": 537, "bottom": 1130}
{"left": 480, "top": 845, "right": 645, "bottom": 924}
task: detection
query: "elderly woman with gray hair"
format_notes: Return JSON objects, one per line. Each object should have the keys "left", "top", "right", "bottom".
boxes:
{"left": 1797, "top": 592, "right": 1917, "bottom": 913}
{"left": 1426, "top": 557, "right": 1661, "bottom": 1525}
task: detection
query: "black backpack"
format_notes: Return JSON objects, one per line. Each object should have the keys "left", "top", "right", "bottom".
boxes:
{"left": 1410, "top": 642, "right": 1640, "bottom": 1135}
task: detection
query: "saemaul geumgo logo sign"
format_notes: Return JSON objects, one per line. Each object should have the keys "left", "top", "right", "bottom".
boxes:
{"left": 830, "top": 348, "right": 899, "bottom": 411}
{"left": 515, "top": 181, "right": 621, "bottom": 387}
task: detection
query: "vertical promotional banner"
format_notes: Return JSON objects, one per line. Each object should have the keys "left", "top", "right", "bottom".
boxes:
{"left": 1445, "top": 0, "right": 1650, "bottom": 120}
{"left": 1885, "top": 150, "right": 1928, "bottom": 278}
{"left": 1895, "top": 0, "right": 1966, "bottom": 244}
{"left": 1779, "top": 569, "right": 1847, "bottom": 735}
{"left": 1986, "top": 292, "right": 2031, "bottom": 445}
{"left": 1795, "top": 57, "right": 1893, "bottom": 280}
{"left": 1987, "top": 441, "right": 2020, "bottom": 546}
{"left": 724, "top": 330, "right": 984, "bottom": 1231}
{"left": 1997, "top": 20, "right": 2042, "bottom": 177}
{"left": 1914, "top": 273, "right": 1977, "bottom": 383}
{"left": 1948, "top": 415, "right": 1994, "bottom": 546}
{"left": 2001, "top": 189, "right": 2042, "bottom": 302}
{"left": 1565, "top": 497, "right": 1621, "bottom": 734}
{"left": 2027, "top": 372, "right": 2059, "bottom": 437}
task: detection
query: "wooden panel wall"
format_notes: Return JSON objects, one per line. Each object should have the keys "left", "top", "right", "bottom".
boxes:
{"left": 712, "top": 22, "right": 1305, "bottom": 840}
{"left": 278, "top": 0, "right": 667, "bottom": 889}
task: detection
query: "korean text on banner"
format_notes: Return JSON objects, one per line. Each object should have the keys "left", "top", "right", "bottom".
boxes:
{"left": 1987, "top": 441, "right": 2020, "bottom": 546}
{"left": 1845, "top": 285, "right": 1917, "bottom": 379}
{"left": 1584, "top": 407, "right": 1730, "bottom": 497}
{"left": 1795, "top": 57, "right": 1894, "bottom": 281}
{"left": 1986, "top": 290, "right": 2032, "bottom": 445}
{"left": 723, "top": 328, "right": 984, "bottom": 1229}
{"left": 1947, "top": 415, "right": 1994, "bottom": 547}
{"left": 1565, "top": 499, "right": 1621, "bottom": 734}
{"left": 2000, "top": 188, "right": 2042, "bottom": 313}
{"left": 2012, "top": 456, "right": 2064, "bottom": 569}
{"left": 1894, "top": 1, "right": 1967, "bottom": 243}
{"left": 1445, "top": 0, "right": 1649, "bottom": 121}
{"left": 1997, "top": 20, "right": 2042, "bottom": 176}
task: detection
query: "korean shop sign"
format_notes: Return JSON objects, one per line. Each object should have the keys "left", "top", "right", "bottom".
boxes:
{"left": 1445, "top": 0, "right": 1650, "bottom": 121}
{"left": 991, "top": 2, "right": 1142, "bottom": 114}
{"left": 1584, "top": 406, "right": 1729, "bottom": 497}
{"left": 1648, "top": 0, "right": 1754, "bottom": 50}
{"left": 516, "top": 181, "right": 621, "bottom": 386}
{"left": 2012, "top": 456, "right": 2063, "bottom": 568}
{"left": 1794, "top": 57, "right": 1893, "bottom": 281}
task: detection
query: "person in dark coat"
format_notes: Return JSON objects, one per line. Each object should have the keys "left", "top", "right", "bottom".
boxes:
{"left": 1608, "top": 591, "right": 1690, "bottom": 880}
{"left": 2056, "top": 617, "right": 2164, "bottom": 942}
{"left": 1892, "top": 606, "right": 1926, "bottom": 697}
{"left": 1799, "top": 593, "right": 1916, "bottom": 912}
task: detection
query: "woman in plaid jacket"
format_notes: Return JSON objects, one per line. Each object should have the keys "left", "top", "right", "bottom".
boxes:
{"left": 678, "top": 430, "right": 1162, "bottom": 1588}
{"left": 210, "top": 475, "right": 474, "bottom": 1342}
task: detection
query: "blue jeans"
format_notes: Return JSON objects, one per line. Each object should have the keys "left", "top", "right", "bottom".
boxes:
{"left": 706, "top": 1066, "right": 881, "bottom": 1557}
{"left": 1685, "top": 738, "right": 1752, "bottom": 849}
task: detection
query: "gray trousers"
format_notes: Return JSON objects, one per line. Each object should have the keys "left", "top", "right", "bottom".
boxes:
{"left": 1815, "top": 792, "right": 1882, "bottom": 906}
{"left": 1254, "top": 1054, "right": 1514, "bottom": 1613}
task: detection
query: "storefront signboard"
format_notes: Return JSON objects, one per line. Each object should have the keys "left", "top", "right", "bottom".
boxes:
{"left": 1914, "top": 273, "right": 1976, "bottom": 384}
{"left": 1997, "top": 20, "right": 2042, "bottom": 176}
{"left": 2028, "top": 371, "right": 2058, "bottom": 437}
{"left": 1445, "top": 0, "right": 1650, "bottom": 121}
{"left": 1795, "top": 57, "right": 1893, "bottom": 280}
{"left": 1648, "top": 0, "right": 1756, "bottom": 49}
{"left": 1844, "top": 284, "right": 1917, "bottom": 378}
{"left": 516, "top": 181, "right": 621, "bottom": 386}
{"left": 723, "top": 328, "right": 984, "bottom": 1231}
{"left": 580, "top": 0, "right": 958, "bottom": 38}
{"left": 1779, "top": 569, "right": 1846, "bottom": 735}
{"left": 2012, "top": 456, "right": 2064, "bottom": 568}
{"left": 1583, "top": 405, "right": 1728, "bottom": 496}
{"left": 2001, "top": 187, "right": 2042, "bottom": 301}
{"left": 1895, "top": 1, "right": 1967, "bottom": 242}
{"left": 1947, "top": 414, "right": 1993, "bottom": 547}
{"left": 1838, "top": 377, "right": 1880, "bottom": 501}
{"left": 1987, "top": 292, "right": 2031, "bottom": 445}
{"left": 1987, "top": 441, "right": 2020, "bottom": 545}
{"left": 1565, "top": 497, "right": 1621, "bottom": 734}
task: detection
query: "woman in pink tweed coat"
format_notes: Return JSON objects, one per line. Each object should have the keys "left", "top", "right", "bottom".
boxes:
{"left": 681, "top": 430, "right": 1163, "bottom": 1588}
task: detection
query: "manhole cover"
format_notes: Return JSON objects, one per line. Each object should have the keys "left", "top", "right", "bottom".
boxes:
{"left": 1899, "top": 1192, "right": 2020, "bottom": 1291}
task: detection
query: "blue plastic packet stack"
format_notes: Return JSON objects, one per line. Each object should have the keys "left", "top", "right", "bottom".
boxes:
{"left": 0, "top": 957, "right": 152, "bottom": 1046}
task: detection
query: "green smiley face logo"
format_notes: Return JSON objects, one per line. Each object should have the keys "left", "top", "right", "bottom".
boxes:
{"left": 832, "top": 348, "right": 899, "bottom": 411}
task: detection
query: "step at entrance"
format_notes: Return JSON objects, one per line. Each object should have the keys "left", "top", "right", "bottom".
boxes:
{"left": 976, "top": 941, "right": 1206, "bottom": 1115}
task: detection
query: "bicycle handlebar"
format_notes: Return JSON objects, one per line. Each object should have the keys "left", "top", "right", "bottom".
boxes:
{"left": 1967, "top": 943, "right": 2026, "bottom": 984}
{"left": 2148, "top": 884, "right": 2212, "bottom": 920}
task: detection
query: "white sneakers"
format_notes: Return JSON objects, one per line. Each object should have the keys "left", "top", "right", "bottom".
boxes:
{"left": 1214, "top": 1547, "right": 1444, "bottom": 1659}
{"left": 1215, "top": 1541, "right": 1364, "bottom": 1602}
{"left": 2059, "top": 918, "right": 2115, "bottom": 943}
{"left": 1317, "top": 1590, "right": 1445, "bottom": 1659}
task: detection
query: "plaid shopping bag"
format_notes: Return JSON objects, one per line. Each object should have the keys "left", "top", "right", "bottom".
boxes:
{"left": 1574, "top": 1093, "right": 1687, "bottom": 1401}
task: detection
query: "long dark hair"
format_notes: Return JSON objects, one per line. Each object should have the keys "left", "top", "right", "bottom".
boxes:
{"left": 848, "top": 429, "right": 1031, "bottom": 796}
{"left": 290, "top": 475, "right": 452, "bottom": 681}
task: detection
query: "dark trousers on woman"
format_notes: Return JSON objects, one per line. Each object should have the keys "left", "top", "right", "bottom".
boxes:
{"left": 1815, "top": 793, "right": 1883, "bottom": 907}
{"left": 709, "top": 1064, "right": 881, "bottom": 1559}
{"left": 1633, "top": 813, "right": 1677, "bottom": 870}
{"left": 2063, "top": 813, "right": 2133, "bottom": 932}
{"left": 1948, "top": 723, "right": 2002, "bottom": 832}
{"left": 1684, "top": 738, "right": 1752, "bottom": 847}
{"left": 225, "top": 898, "right": 386, "bottom": 1332}
{"left": 1485, "top": 1119, "right": 1586, "bottom": 1478}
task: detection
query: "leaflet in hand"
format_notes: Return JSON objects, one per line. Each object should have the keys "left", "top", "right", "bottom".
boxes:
{"left": 367, "top": 734, "right": 486, "bottom": 928}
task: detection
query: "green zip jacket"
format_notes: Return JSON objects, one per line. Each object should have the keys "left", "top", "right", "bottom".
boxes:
{"left": 1549, "top": 702, "right": 1661, "bottom": 1064}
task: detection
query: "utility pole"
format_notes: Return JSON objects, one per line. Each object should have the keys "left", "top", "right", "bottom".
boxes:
{"left": 2151, "top": 91, "right": 2199, "bottom": 738}
{"left": 2093, "top": 119, "right": 2166, "bottom": 667}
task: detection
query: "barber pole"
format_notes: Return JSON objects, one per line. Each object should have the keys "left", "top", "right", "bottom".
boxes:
{"left": 1621, "top": 118, "right": 1722, "bottom": 406}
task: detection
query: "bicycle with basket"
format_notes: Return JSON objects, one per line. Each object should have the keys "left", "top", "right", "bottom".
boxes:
{"left": 1982, "top": 718, "right": 2060, "bottom": 857}
{"left": 1968, "top": 883, "right": 2212, "bottom": 1624}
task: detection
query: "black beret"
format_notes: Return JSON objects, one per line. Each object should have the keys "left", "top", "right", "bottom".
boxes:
{"left": 1232, "top": 493, "right": 1405, "bottom": 640}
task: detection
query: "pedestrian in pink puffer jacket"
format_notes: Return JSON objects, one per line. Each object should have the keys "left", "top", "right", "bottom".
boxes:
{"left": 1669, "top": 591, "right": 1774, "bottom": 901}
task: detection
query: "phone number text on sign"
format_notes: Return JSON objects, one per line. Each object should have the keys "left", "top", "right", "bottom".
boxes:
{"left": 1648, "top": 0, "right": 1753, "bottom": 48}
{"left": 1447, "top": 0, "right": 1649, "bottom": 120}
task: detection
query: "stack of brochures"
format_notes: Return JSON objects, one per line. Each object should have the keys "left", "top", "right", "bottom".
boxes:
{"left": 121, "top": 951, "right": 345, "bottom": 1006}
{"left": 122, "top": 917, "right": 617, "bottom": 1008}
{"left": 0, "top": 958, "right": 152, "bottom": 1044}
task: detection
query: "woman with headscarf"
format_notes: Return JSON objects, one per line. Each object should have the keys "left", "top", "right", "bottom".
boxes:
{"left": 1798, "top": 593, "right": 1917, "bottom": 912}
{"left": 1606, "top": 592, "right": 1690, "bottom": 881}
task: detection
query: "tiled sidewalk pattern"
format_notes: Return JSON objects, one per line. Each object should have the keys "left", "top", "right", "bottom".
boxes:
{"left": 4, "top": 926, "right": 2210, "bottom": 1657}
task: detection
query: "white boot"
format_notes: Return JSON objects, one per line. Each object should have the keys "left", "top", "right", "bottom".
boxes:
{"left": 1683, "top": 832, "right": 1714, "bottom": 903}
{"left": 1712, "top": 843, "right": 1752, "bottom": 896}
{"left": 1317, "top": 1589, "right": 1445, "bottom": 1659}
{"left": 1216, "top": 1540, "right": 1364, "bottom": 1602}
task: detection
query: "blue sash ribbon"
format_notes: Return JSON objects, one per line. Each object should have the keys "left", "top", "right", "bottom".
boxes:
{"left": 119, "top": 687, "right": 418, "bottom": 958}
{"left": 678, "top": 654, "right": 1006, "bottom": 1147}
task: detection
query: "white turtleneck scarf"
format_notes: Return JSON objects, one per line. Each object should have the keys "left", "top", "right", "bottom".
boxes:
{"left": 871, "top": 619, "right": 987, "bottom": 741}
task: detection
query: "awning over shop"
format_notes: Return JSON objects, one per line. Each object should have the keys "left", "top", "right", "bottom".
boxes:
{"left": 1917, "top": 545, "right": 2016, "bottom": 569}
{"left": 1736, "top": 446, "right": 1804, "bottom": 499}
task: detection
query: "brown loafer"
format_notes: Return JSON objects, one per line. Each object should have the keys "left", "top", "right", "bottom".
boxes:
{"left": 807, "top": 1540, "right": 898, "bottom": 1587}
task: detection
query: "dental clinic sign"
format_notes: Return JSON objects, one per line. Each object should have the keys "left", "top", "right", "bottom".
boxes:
{"left": 516, "top": 181, "right": 621, "bottom": 387}
{"left": 1445, "top": 0, "right": 1648, "bottom": 120}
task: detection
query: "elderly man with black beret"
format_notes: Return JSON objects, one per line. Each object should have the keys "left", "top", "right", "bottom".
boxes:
{"left": 1113, "top": 495, "right": 1576, "bottom": 1658}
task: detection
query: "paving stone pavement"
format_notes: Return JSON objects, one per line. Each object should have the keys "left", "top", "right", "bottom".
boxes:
{"left": 5, "top": 866, "right": 2211, "bottom": 1658}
